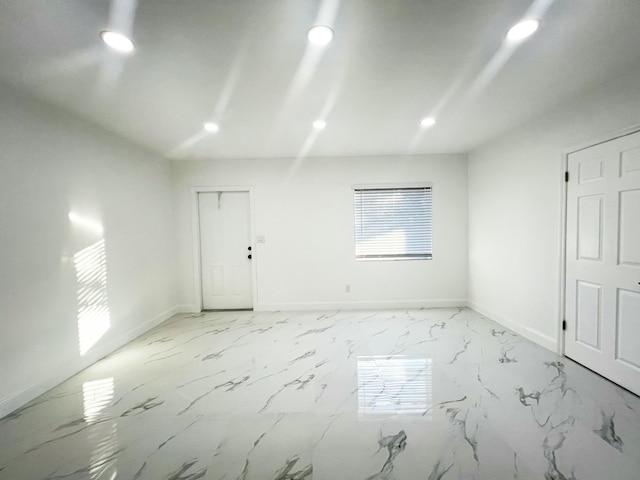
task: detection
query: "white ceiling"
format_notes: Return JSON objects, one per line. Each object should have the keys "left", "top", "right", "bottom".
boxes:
{"left": 1, "top": 0, "right": 640, "bottom": 160}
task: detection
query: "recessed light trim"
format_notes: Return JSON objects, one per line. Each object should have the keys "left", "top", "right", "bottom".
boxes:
{"left": 420, "top": 117, "right": 436, "bottom": 128}
{"left": 204, "top": 122, "right": 219, "bottom": 133}
{"left": 100, "top": 30, "right": 134, "bottom": 53}
{"left": 307, "top": 25, "right": 334, "bottom": 46}
{"left": 313, "top": 120, "right": 326, "bottom": 130}
{"left": 506, "top": 19, "right": 540, "bottom": 42}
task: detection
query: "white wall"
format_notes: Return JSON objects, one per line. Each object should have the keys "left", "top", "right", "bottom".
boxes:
{"left": 468, "top": 64, "right": 640, "bottom": 351}
{"left": 0, "top": 81, "right": 177, "bottom": 418}
{"left": 172, "top": 154, "right": 468, "bottom": 311}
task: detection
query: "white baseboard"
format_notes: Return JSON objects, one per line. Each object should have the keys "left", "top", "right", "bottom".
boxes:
{"left": 173, "top": 304, "right": 198, "bottom": 314}
{"left": 0, "top": 304, "right": 182, "bottom": 420}
{"left": 467, "top": 300, "right": 557, "bottom": 352}
{"left": 255, "top": 299, "right": 468, "bottom": 311}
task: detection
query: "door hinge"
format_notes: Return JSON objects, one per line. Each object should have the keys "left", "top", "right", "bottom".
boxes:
{"left": 564, "top": 171, "right": 569, "bottom": 182}
{"left": 562, "top": 320, "right": 567, "bottom": 331}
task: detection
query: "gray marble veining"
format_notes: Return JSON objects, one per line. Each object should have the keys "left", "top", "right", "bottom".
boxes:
{"left": 1, "top": 308, "right": 640, "bottom": 479}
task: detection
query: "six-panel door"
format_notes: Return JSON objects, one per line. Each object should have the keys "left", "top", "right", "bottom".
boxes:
{"left": 565, "top": 130, "right": 640, "bottom": 395}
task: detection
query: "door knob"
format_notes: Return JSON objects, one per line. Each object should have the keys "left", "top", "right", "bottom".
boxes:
{"left": 248, "top": 254, "right": 252, "bottom": 259}
{"left": 248, "top": 246, "right": 252, "bottom": 251}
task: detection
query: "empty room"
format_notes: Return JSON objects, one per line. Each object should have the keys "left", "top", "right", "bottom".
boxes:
{"left": 1, "top": 1, "right": 640, "bottom": 479}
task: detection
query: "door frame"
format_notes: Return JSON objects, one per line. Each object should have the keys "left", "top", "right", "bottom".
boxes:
{"left": 559, "top": 122, "right": 640, "bottom": 356}
{"left": 191, "top": 186, "right": 257, "bottom": 311}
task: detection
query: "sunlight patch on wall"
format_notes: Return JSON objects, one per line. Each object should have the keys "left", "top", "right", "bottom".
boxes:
{"left": 358, "top": 356, "right": 432, "bottom": 417}
{"left": 69, "top": 212, "right": 104, "bottom": 236}
{"left": 74, "top": 238, "right": 111, "bottom": 356}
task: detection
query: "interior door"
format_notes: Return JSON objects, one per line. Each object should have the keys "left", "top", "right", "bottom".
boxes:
{"left": 199, "top": 191, "right": 253, "bottom": 310}
{"left": 565, "top": 130, "right": 640, "bottom": 395}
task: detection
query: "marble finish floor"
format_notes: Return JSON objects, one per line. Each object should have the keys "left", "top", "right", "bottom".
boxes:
{"left": 2, "top": 308, "right": 640, "bottom": 480}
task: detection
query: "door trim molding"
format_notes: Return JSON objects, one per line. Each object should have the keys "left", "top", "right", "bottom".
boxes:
{"left": 191, "top": 186, "right": 257, "bottom": 312}
{"left": 564, "top": 122, "right": 640, "bottom": 155}
{"left": 559, "top": 123, "right": 640, "bottom": 356}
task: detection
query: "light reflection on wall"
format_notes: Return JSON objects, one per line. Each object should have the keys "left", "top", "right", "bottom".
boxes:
{"left": 82, "top": 378, "right": 119, "bottom": 479}
{"left": 74, "top": 238, "right": 111, "bottom": 356}
{"left": 357, "top": 356, "right": 432, "bottom": 417}
{"left": 70, "top": 211, "right": 111, "bottom": 357}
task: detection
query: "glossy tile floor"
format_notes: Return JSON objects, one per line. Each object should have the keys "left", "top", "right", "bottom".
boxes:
{"left": 2, "top": 308, "right": 640, "bottom": 480}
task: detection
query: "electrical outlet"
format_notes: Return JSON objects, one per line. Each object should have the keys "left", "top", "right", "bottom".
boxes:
{"left": 345, "top": 284, "right": 351, "bottom": 293}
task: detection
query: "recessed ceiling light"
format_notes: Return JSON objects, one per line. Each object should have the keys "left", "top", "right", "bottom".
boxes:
{"left": 307, "top": 25, "right": 334, "bottom": 46}
{"left": 420, "top": 117, "right": 436, "bottom": 128}
{"left": 204, "top": 122, "right": 219, "bottom": 133}
{"left": 313, "top": 120, "right": 326, "bottom": 130}
{"left": 506, "top": 19, "right": 540, "bottom": 42}
{"left": 100, "top": 31, "right": 134, "bottom": 53}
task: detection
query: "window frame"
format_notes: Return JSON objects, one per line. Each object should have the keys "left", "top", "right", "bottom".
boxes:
{"left": 353, "top": 182, "right": 433, "bottom": 262}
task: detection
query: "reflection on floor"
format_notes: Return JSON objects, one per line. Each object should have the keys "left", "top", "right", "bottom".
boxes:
{"left": 1, "top": 308, "right": 639, "bottom": 479}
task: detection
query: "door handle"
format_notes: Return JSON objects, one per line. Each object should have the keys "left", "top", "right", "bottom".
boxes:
{"left": 248, "top": 254, "right": 252, "bottom": 260}
{"left": 248, "top": 246, "right": 252, "bottom": 251}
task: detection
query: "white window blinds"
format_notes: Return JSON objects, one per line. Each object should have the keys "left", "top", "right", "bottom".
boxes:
{"left": 354, "top": 185, "right": 432, "bottom": 260}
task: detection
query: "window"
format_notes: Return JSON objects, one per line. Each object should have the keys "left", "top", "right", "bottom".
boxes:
{"left": 354, "top": 184, "right": 432, "bottom": 260}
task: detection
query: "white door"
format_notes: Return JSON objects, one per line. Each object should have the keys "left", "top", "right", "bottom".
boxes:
{"left": 198, "top": 191, "right": 253, "bottom": 310}
{"left": 565, "top": 130, "right": 640, "bottom": 395}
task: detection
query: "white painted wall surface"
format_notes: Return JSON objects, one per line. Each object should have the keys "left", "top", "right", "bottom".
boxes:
{"left": 172, "top": 154, "right": 468, "bottom": 311}
{"left": 0, "top": 81, "right": 177, "bottom": 417}
{"left": 468, "top": 64, "right": 640, "bottom": 351}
